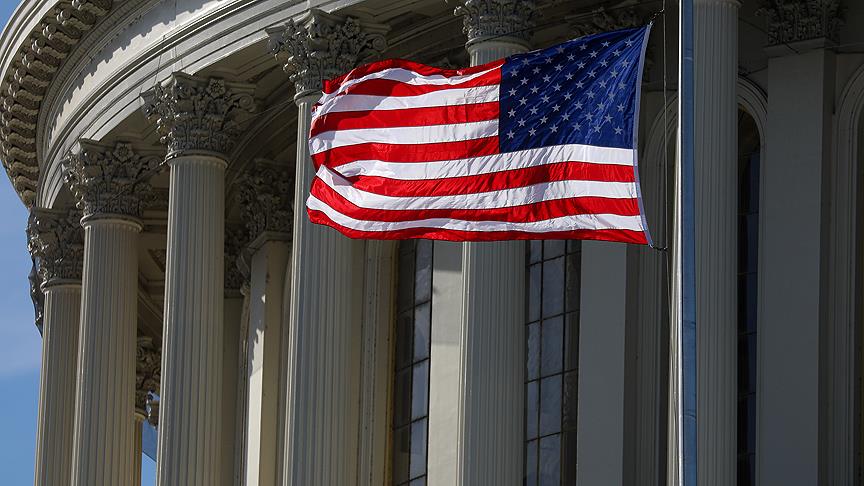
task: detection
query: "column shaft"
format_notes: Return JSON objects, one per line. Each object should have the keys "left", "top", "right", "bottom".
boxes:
{"left": 694, "top": 1, "right": 739, "bottom": 485}
{"left": 244, "top": 238, "right": 290, "bottom": 486}
{"left": 34, "top": 283, "right": 81, "bottom": 486}
{"left": 71, "top": 218, "right": 140, "bottom": 486}
{"left": 456, "top": 38, "right": 526, "bottom": 486}
{"left": 759, "top": 46, "right": 833, "bottom": 486}
{"left": 282, "top": 94, "right": 364, "bottom": 485}
{"left": 576, "top": 242, "right": 628, "bottom": 486}
{"left": 133, "top": 414, "right": 144, "bottom": 486}
{"left": 157, "top": 155, "right": 226, "bottom": 485}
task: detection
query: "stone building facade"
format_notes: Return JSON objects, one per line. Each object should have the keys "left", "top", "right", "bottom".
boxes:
{"left": 0, "top": 0, "right": 858, "bottom": 485}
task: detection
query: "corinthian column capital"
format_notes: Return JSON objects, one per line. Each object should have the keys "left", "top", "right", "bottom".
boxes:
{"left": 27, "top": 208, "right": 84, "bottom": 285}
{"left": 62, "top": 140, "right": 162, "bottom": 221}
{"left": 757, "top": 0, "right": 841, "bottom": 45}
{"left": 236, "top": 159, "right": 294, "bottom": 242}
{"left": 267, "top": 9, "right": 389, "bottom": 98}
{"left": 135, "top": 336, "right": 161, "bottom": 418}
{"left": 224, "top": 224, "right": 249, "bottom": 292}
{"left": 453, "top": 0, "right": 538, "bottom": 46}
{"left": 141, "top": 74, "right": 256, "bottom": 159}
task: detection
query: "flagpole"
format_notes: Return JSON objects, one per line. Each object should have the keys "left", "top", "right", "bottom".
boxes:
{"left": 675, "top": 0, "right": 697, "bottom": 485}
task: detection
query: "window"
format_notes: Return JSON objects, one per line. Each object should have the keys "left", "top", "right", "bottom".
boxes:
{"left": 392, "top": 240, "right": 432, "bottom": 486}
{"left": 525, "top": 240, "right": 581, "bottom": 486}
{"left": 737, "top": 109, "right": 760, "bottom": 486}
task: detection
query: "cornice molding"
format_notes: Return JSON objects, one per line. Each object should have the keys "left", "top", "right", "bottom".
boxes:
{"left": 0, "top": 0, "right": 115, "bottom": 207}
{"left": 61, "top": 139, "right": 163, "bottom": 219}
{"left": 141, "top": 73, "right": 256, "bottom": 159}
{"left": 267, "top": 8, "right": 389, "bottom": 98}
{"left": 757, "top": 0, "right": 843, "bottom": 45}
{"left": 26, "top": 206, "right": 84, "bottom": 284}
{"left": 452, "top": 0, "right": 538, "bottom": 46}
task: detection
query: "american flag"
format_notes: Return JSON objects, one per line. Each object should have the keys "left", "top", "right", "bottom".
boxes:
{"left": 306, "top": 25, "right": 653, "bottom": 245}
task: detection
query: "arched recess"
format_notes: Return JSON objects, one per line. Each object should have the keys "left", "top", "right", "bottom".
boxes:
{"left": 628, "top": 76, "right": 767, "bottom": 484}
{"left": 823, "top": 60, "right": 864, "bottom": 486}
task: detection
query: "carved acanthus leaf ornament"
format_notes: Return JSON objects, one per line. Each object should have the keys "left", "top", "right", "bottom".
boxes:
{"left": 62, "top": 140, "right": 161, "bottom": 219}
{"left": 757, "top": 0, "right": 844, "bottom": 45}
{"left": 142, "top": 74, "right": 256, "bottom": 158}
{"left": 26, "top": 208, "right": 84, "bottom": 283}
{"left": 452, "top": 0, "right": 538, "bottom": 44}
{"left": 267, "top": 9, "right": 388, "bottom": 96}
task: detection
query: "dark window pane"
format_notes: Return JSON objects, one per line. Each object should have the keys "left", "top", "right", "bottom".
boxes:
{"left": 392, "top": 425, "right": 410, "bottom": 483}
{"left": 526, "top": 380, "right": 539, "bottom": 440}
{"left": 542, "top": 257, "right": 565, "bottom": 317}
{"left": 565, "top": 253, "right": 582, "bottom": 312}
{"left": 415, "top": 240, "right": 433, "bottom": 304}
{"left": 539, "top": 375, "right": 562, "bottom": 437}
{"left": 564, "top": 312, "right": 580, "bottom": 372}
{"left": 527, "top": 323, "right": 540, "bottom": 381}
{"left": 397, "top": 247, "right": 415, "bottom": 312}
{"left": 409, "top": 478, "right": 426, "bottom": 486}
{"left": 544, "top": 240, "right": 566, "bottom": 259}
{"left": 414, "top": 302, "right": 431, "bottom": 361}
{"left": 529, "top": 264, "right": 542, "bottom": 322}
{"left": 538, "top": 434, "right": 562, "bottom": 486}
{"left": 529, "top": 240, "right": 543, "bottom": 264}
{"left": 395, "top": 311, "right": 413, "bottom": 370}
{"left": 567, "top": 240, "right": 582, "bottom": 254}
{"left": 541, "top": 316, "right": 564, "bottom": 376}
{"left": 525, "top": 439, "right": 538, "bottom": 486}
{"left": 409, "top": 418, "right": 428, "bottom": 479}
{"left": 393, "top": 368, "right": 412, "bottom": 428}
{"left": 411, "top": 361, "right": 429, "bottom": 420}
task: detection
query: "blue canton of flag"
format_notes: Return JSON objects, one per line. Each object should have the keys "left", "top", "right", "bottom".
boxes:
{"left": 500, "top": 26, "right": 650, "bottom": 153}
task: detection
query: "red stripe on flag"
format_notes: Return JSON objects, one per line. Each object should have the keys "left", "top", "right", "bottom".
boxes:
{"left": 346, "top": 161, "right": 636, "bottom": 197}
{"left": 328, "top": 68, "right": 501, "bottom": 98}
{"left": 310, "top": 177, "right": 641, "bottom": 222}
{"left": 307, "top": 208, "right": 649, "bottom": 244}
{"left": 323, "top": 58, "right": 505, "bottom": 94}
{"left": 310, "top": 102, "right": 500, "bottom": 137}
{"left": 312, "top": 137, "right": 501, "bottom": 169}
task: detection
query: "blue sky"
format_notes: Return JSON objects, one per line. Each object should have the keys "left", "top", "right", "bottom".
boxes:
{"left": 0, "top": 3, "right": 155, "bottom": 484}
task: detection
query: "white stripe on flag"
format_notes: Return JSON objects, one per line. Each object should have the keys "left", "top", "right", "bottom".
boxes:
{"left": 310, "top": 119, "right": 499, "bottom": 155}
{"left": 315, "top": 85, "right": 500, "bottom": 114}
{"left": 318, "top": 65, "right": 500, "bottom": 104}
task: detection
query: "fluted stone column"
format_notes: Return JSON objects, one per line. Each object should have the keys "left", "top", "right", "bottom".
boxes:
{"left": 63, "top": 140, "right": 161, "bottom": 486}
{"left": 693, "top": 1, "right": 740, "bottom": 485}
{"left": 758, "top": 3, "right": 839, "bottom": 484}
{"left": 224, "top": 226, "right": 248, "bottom": 486}
{"left": 267, "top": 11, "right": 388, "bottom": 485}
{"left": 27, "top": 208, "right": 84, "bottom": 486}
{"left": 135, "top": 337, "right": 161, "bottom": 486}
{"left": 452, "top": 3, "right": 533, "bottom": 484}
{"left": 142, "top": 74, "right": 255, "bottom": 486}
{"left": 236, "top": 160, "right": 293, "bottom": 486}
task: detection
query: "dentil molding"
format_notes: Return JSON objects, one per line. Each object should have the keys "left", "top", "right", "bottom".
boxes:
{"left": 0, "top": 0, "right": 114, "bottom": 206}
